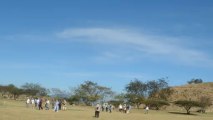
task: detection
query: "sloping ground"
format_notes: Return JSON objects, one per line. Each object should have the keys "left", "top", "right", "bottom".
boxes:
{"left": 168, "top": 82, "right": 213, "bottom": 112}
{"left": 170, "top": 82, "right": 213, "bottom": 101}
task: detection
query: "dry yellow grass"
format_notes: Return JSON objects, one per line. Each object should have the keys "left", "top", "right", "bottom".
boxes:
{"left": 0, "top": 99, "right": 212, "bottom": 120}
{"left": 171, "top": 82, "right": 213, "bottom": 102}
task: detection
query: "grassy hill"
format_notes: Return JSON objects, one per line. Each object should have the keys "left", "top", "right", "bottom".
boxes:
{"left": 170, "top": 82, "right": 213, "bottom": 101}
{"left": 167, "top": 82, "right": 213, "bottom": 112}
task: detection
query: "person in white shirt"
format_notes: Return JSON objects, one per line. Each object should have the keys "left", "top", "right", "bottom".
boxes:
{"left": 95, "top": 103, "right": 101, "bottom": 118}
{"left": 62, "top": 99, "right": 67, "bottom": 111}
{"left": 37, "top": 98, "right": 40, "bottom": 109}
{"left": 45, "top": 99, "right": 50, "bottom": 110}
{"left": 145, "top": 106, "right": 149, "bottom": 114}
{"left": 54, "top": 100, "right": 59, "bottom": 112}
{"left": 118, "top": 104, "right": 123, "bottom": 112}
{"left": 26, "top": 98, "right": 30, "bottom": 108}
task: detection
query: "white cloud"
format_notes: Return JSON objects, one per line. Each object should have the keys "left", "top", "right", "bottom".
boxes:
{"left": 57, "top": 27, "right": 213, "bottom": 66}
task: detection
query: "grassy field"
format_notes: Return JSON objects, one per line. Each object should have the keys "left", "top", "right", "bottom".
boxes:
{"left": 0, "top": 99, "right": 212, "bottom": 120}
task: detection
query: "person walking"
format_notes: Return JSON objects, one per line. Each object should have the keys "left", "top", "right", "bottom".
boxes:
{"left": 145, "top": 106, "right": 149, "bottom": 114}
{"left": 62, "top": 99, "right": 67, "bottom": 111}
{"left": 51, "top": 98, "right": 55, "bottom": 109}
{"left": 59, "top": 99, "right": 62, "bottom": 110}
{"left": 26, "top": 98, "right": 30, "bottom": 108}
{"left": 36, "top": 98, "right": 40, "bottom": 109}
{"left": 126, "top": 104, "right": 131, "bottom": 114}
{"left": 54, "top": 100, "right": 59, "bottom": 112}
{"left": 101, "top": 104, "right": 105, "bottom": 112}
{"left": 45, "top": 99, "right": 50, "bottom": 110}
{"left": 109, "top": 104, "right": 112, "bottom": 113}
{"left": 118, "top": 104, "right": 123, "bottom": 112}
{"left": 95, "top": 103, "right": 101, "bottom": 118}
{"left": 123, "top": 104, "right": 127, "bottom": 113}
{"left": 106, "top": 104, "right": 109, "bottom": 112}
{"left": 38, "top": 98, "right": 43, "bottom": 110}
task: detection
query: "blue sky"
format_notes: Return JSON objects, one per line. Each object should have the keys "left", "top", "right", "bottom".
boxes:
{"left": 0, "top": 0, "right": 213, "bottom": 92}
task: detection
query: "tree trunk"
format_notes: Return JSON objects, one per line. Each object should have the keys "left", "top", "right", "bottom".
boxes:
{"left": 187, "top": 110, "right": 190, "bottom": 114}
{"left": 136, "top": 103, "right": 140, "bottom": 109}
{"left": 186, "top": 107, "right": 191, "bottom": 114}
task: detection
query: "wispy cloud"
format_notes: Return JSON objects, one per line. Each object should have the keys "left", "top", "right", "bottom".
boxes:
{"left": 2, "top": 27, "right": 212, "bottom": 67}
{"left": 93, "top": 51, "right": 135, "bottom": 64}
{"left": 62, "top": 71, "right": 146, "bottom": 81}
{"left": 0, "top": 63, "right": 42, "bottom": 69}
{"left": 57, "top": 27, "right": 213, "bottom": 66}
{"left": 62, "top": 72, "right": 97, "bottom": 78}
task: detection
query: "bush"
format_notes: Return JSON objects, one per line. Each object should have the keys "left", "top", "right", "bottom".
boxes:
{"left": 198, "top": 96, "right": 212, "bottom": 113}
{"left": 145, "top": 99, "right": 169, "bottom": 110}
{"left": 188, "top": 79, "right": 203, "bottom": 84}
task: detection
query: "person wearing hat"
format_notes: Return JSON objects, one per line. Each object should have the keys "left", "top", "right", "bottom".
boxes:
{"left": 95, "top": 103, "right": 101, "bottom": 118}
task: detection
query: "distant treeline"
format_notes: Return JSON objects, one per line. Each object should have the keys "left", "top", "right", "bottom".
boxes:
{"left": 0, "top": 78, "right": 211, "bottom": 114}
{"left": 0, "top": 83, "right": 48, "bottom": 100}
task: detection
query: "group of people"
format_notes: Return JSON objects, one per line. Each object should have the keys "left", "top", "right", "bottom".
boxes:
{"left": 94, "top": 103, "right": 150, "bottom": 118}
{"left": 95, "top": 103, "right": 115, "bottom": 118}
{"left": 26, "top": 98, "right": 149, "bottom": 118}
{"left": 118, "top": 104, "right": 131, "bottom": 114}
{"left": 101, "top": 103, "right": 114, "bottom": 113}
{"left": 26, "top": 98, "right": 67, "bottom": 112}
{"left": 94, "top": 103, "right": 132, "bottom": 118}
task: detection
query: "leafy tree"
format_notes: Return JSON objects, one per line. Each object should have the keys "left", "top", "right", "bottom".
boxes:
{"left": 144, "top": 99, "right": 170, "bottom": 110}
{"left": 6, "top": 84, "right": 24, "bottom": 99}
{"left": 125, "top": 78, "right": 172, "bottom": 109}
{"left": 0, "top": 85, "right": 8, "bottom": 97}
{"left": 108, "top": 93, "right": 126, "bottom": 107}
{"left": 125, "top": 79, "right": 147, "bottom": 109}
{"left": 10, "top": 88, "right": 24, "bottom": 100}
{"left": 68, "top": 94, "right": 81, "bottom": 105}
{"left": 21, "top": 83, "right": 48, "bottom": 96}
{"left": 147, "top": 78, "right": 170, "bottom": 99}
{"left": 96, "top": 85, "right": 114, "bottom": 102}
{"left": 125, "top": 93, "right": 144, "bottom": 108}
{"left": 114, "top": 93, "right": 126, "bottom": 103}
{"left": 71, "top": 81, "right": 113, "bottom": 105}
{"left": 50, "top": 88, "right": 69, "bottom": 98}
{"left": 157, "top": 87, "right": 174, "bottom": 101}
{"left": 174, "top": 100, "right": 200, "bottom": 114}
